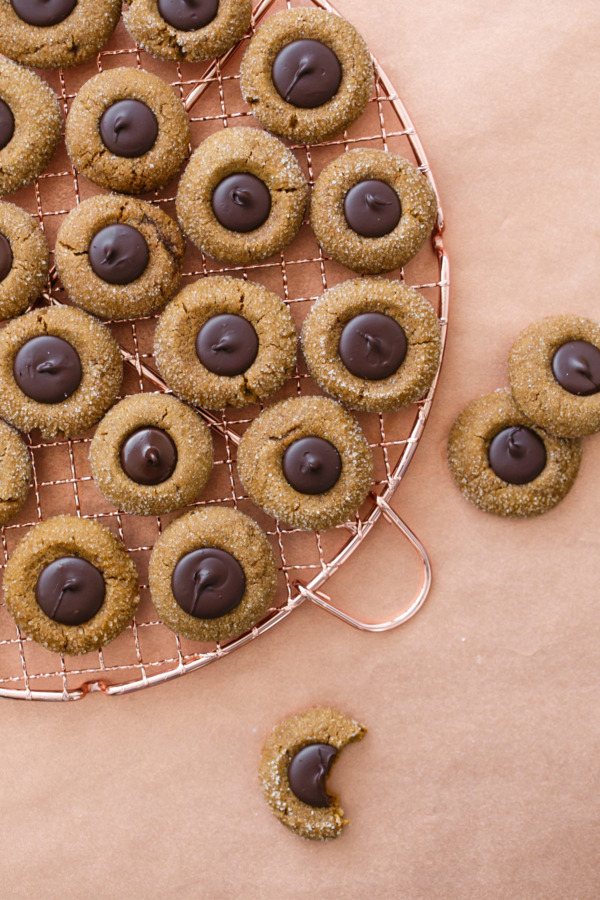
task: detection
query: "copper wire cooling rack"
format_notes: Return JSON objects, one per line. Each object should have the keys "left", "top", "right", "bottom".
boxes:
{"left": 0, "top": 0, "right": 449, "bottom": 700}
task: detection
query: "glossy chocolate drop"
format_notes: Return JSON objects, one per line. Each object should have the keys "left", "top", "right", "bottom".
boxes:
{"left": 488, "top": 426, "right": 546, "bottom": 485}
{"left": 195, "top": 314, "right": 259, "bottom": 377}
{"left": 338, "top": 312, "right": 407, "bottom": 380}
{"left": 272, "top": 39, "right": 342, "bottom": 109}
{"left": 36, "top": 557, "right": 105, "bottom": 626}
{"left": 99, "top": 100, "right": 158, "bottom": 158}
{"left": 120, "top": 427, "right": 178, "bottom": 486}
{"left": 282, "top": 436, "right": 342, "bottom": 494}
{"left": 551, "top": 340, "right": 600, "bottom": 396}
{"left": 11, "top": 0, "right": 77, "bottom": 27}
{"left": 288, "top": 743, "right": 338, "bottom": 808}
{"left": 211, "top": 173, "right": 271, "bottom": 233}
{"left": 0, "top": 99, "right": 15, "bottom": 151}
{"left": 89, "top": 224, "right": 149, "bottom": 285}
{"left": 157, "top": 0, "right": 219, "bottom": 31}
{"left": 14, "top": 335, "right": 82, "bottom": 404}
{"left": 171, "top": 547, "right": 246, "bottom": 619}
{"left": 343, "top": 180, "right": 401, "bottom": 238}
{"left": 0, "top": 233, "right": 13, "bottom": 282}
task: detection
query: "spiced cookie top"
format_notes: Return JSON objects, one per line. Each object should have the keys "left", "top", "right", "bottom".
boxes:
{"left": 0, "top": 419, "right": 30, "bottom": 526}
{"left": 0, "top": 201, "right": 49, "bottom": 320}
{"left": 0, "top": 0, "right": 121, "bottom": 69}
{"left": 240, "top": 8, "right": 373, "bottom": 144}
{"left": 124, "top": 0, "right": 252, "bottom": 63}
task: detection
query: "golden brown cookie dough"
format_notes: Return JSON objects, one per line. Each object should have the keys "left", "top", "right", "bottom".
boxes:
{"left": 55, "top": 194, "right": 185, "bottom": 320}
{"left": 301, "top": 278, "right": 441, "bottom": 412}
{"left": 3, "top": 515, "right": 140, "bottom": 656}
{"left": 0, "top": 306, "right": 123, "bottom": 439}
{"left": 176, "top": 127, "right": 307, "bottom": 265}
{"left": 65, "top": 68, "right": 191, "bottom": 195}
{"left": 310, "top": 149, "right": 438, "bottom": 275}
{"left": 240, "top": 8, "right": 373, "bottom": 145}
{"left": 0, "top": 419, "right": 30, "bottom": 526}
{"left": 148, "top": 506, "right": 278, "bottom": 643}
{"left": 508, "top": 315, "right": 600, "bottom": 439}
{"left": 124, "top": 0, "right": 252, "bottom": 62}
{"left": 447, "top": 389, "right": 582, "bottom": 518}
{"left": 154, "top": 275, "right": 297, "bottom": 409}
{"left": 259, "top": 707, "right": 366, "bottom": 842}
{"left": 0, "top": 201, "right": 49, "bottom": 319}
{"left": 0, "top": 0, "right": 121, "bottom": 69}
{"left": 0, "top": 56, "right": 61, "bottom": 196}
{"left": 89, "top": 392, "right": 214, "bottom": 516}
{"left": 236, "top": 396, "right": 373, "bottom": 531}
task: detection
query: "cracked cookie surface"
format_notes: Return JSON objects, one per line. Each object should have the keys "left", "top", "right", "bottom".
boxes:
{"left": 0, "top": 201, "right": 49, "bottom": 319}
{"left": 0, "top": 419, "right": 30, "bottom": 526}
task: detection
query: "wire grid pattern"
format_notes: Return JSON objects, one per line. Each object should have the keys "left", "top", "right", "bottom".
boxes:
{"left": 0, "top": 0, "right": 448, "bottom": 700}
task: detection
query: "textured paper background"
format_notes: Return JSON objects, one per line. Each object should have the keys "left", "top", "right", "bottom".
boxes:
{"left": 2, "top": 1, "right": 599, "bottom": 897}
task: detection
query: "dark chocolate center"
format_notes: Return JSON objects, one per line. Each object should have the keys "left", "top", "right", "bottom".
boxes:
{"left": 0, "top": 233, "right": 13, "bottom": 283}
{"left": 89, "top": 224, "right": 150, "bottom": 285}
{"left": 120, "top": 427, "right": 178, "bottom": 486}
{"left": 99, "top": 100, "right": 158, "bottom": 159}
{"left": 338, "top": 312, "right": 407, "bottom": 380}
{"left": 272, "top": 39, "right": 342, "bottom": 109}
{"left": 11, "top": 0, "right": 77, "bottom": 27}
{"left": 211, "top": 173, "right": 271, "bottom": 233}
{"left": 551, "top": 340, "right": 600, "bottom": 396}
{"left": 171, "top": 547, "right": 246, "bottom": 619}
{"left": 157, "top": 0, "right": 219, "bottom": 31}
{"left": 343, "top": 180, "right": 402, "bottom": 238}
{"left": 0, "top": 99, "right": 15, "bottom": 151}
{"left": 488, "top": 426, "right": 546, "bottom": 485}
{"left": 195, "top": 313, "right": 259, "bottom": 377}
{"left": 13, "top": 335, "right": 82, "bottom": 404}
{"left": 36, "top": 556, "right": 105, "bottom": 626}
{"left": 287, "top": 743, "right": 338, "bottom": 808}
{"left": 282, "top": 436, "right": 342, "bottom": 494}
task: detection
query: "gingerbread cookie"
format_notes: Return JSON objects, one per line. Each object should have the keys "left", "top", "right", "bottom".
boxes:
{"left": 0, "top": 201, "right": 49, "bottom": 320}
{"left": 0, "top": 419, "right": 30, "bottom": 526}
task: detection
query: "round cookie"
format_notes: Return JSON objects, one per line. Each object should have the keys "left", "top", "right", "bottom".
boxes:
{"left": 0, "top": 56, "right": 62, "bottom": 196}
{"left": 148, "top": 506, "right": 278, "bottom": 643}
{"left": 0, "top": 0, "right": 120, "bottom": 69}
{"left": 176, "top": 127, "right": 307, "bottom": 265}
{"left": 310, "top": 149, "right": 438, "bottom": 275}
{"left": 124, "top": 0, "right": 252, "bottom": 63}
{"left": 259, "top": 707, "right": 366, "bottom": 842}
{"left": 154, "top": 276, "right": 297, "bottom": 409}
{"left": 3, "top": 515, "right": 140, "bottom": 656}
{"left": 0, "top": 419, "right": 30, "bottom": 526}
{"left": 0, "top": 201, "right": 49, "bottom": 319}
{"left": 55, "top": 194, "right": 185, "bottom": 320}
{"left": 0, "top": 306, "right": 123, "bottom": 439}
{"left": 65, "top": 68, "right": 191, "bottom": 195}
{"left": 236, "top": 396, "right": 373, "bottom": 531}
{"left": 301, "top": 277, "right": 441, "bottom": 412}
{"left": 89, "top": 392, "right": 214, "bottom": 516}
{"left": 240, "top": 8, "right": 373, "bottom": 145}
{"left": 508, "top": 315, "right": 600, "bottom": 438}
{"left": 447, "top": 389, "right": 582, "bottom": 518}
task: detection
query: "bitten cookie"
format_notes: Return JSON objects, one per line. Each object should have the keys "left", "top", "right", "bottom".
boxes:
{"left": 124, "top": 0, "right": 252, "bottom": 62}
{"left": 3, "top": 515, "right": 140, "bottom": 656}
{"left": 0, "top": 201, "right": 49, "bottom": 319}
{"left": 65, "top": 68, "right": 190, "bottom": 195}
{"left": 240, "top": 8, "right": 373, "bottom": 144}
{"left": 508, "top": 315, "right": 600, "bottom": 438}
{"left": 301, "top": 278, "right": 441, "bottom": 412}
{"left": 0, "top": 306, "right": 123, "bottom": 439}
{"left": 259, "top": 707, "right": 366, "bottom": 842}
{"left": 154, "top": 276, "right": 297, "bottom": 409}
{"left": 0, "top": 56, "right": 61, "bottom": 196}
{"left": 0, "top": 419, "right": 30, "bottom": 526}
{"left": 236, "top": 396, "right": 373, "bottom": 531}
{"left": 176, "top": 127, "right": 307, "bottom": 264}
{"left": 89, "top": 393, "right": 214, "bottom": 516}
{"left": 0, "top": 0, "right": 121, "bottom": 69}
{"left": 310, "top": 149, "right": 438, "bottom": 274}
{"left": 148, "top": 506, "right": 278, "bottom": 643}
{"left": 55, "top": 194, "right": 185, "bottom": 320}
{"left": 447, "top": 389, "right": 582, "bottom": 518}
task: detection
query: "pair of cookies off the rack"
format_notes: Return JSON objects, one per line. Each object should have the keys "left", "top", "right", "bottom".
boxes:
{"left": 448, "top": 315, "right": 600, "bottom": 518}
